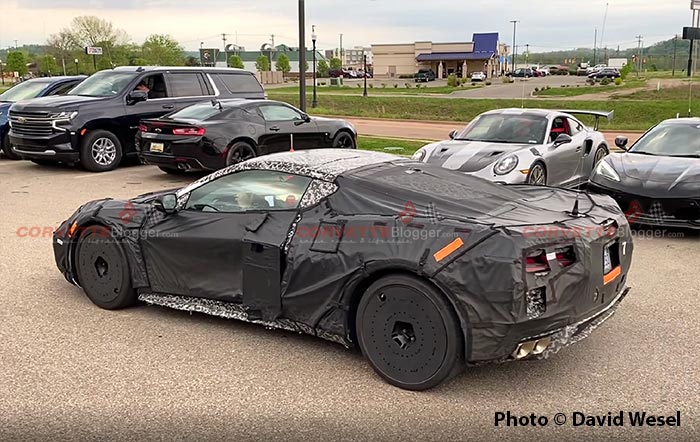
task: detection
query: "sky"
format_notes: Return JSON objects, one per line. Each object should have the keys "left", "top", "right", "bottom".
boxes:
{"left": 0, "top": 0, "right": 695, "bottom": 53}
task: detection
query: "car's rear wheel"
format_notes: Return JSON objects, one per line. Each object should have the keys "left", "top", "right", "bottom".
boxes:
{"left": 75, "top": 225, "right": 137, "bottom": 310}
{"left": 332, "top": 131, "right": 356, "bottom": 149}
{"left": 593, "top": 145, "right": 608, "bottom": 166}
{"left": 80, "top": 130, "right": 123, "bottom": 172}
{"left": 2, "top": 132, "right": 20, "bottom": 160}
{"left": 226, "top": 141, "right": 256, "bottom": 166}
{"left": 527, "top": 162, "right": 547, "bottom": 186}
{"left": 355, "top": 274, "right": 463, "bottom": 391}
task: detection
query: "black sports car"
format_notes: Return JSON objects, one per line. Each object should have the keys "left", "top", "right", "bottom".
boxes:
{"left": 53, "top": 149, "right": 632, "bottom": 391}
{"left": 136, "top": 99, "right": 356, "bottom": 174}
{"left": 590, "top": 118, "right": 700, "bottom": 228}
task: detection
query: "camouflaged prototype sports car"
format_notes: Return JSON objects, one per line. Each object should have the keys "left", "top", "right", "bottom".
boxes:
{"left": 53, "top": 149, "right": 633, "bottom": 391}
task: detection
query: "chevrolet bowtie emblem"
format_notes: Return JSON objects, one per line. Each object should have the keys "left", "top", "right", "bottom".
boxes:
{"left": 17, "top": 117, "right": 26, "bottom": 123}
{"left": 155, "top": 128, "right": 162, "bottom": 133}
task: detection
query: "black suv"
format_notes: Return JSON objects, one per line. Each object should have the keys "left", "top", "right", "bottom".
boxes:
{"left": 414, "top": 69, "right": 436, "bottom": 82}
{"left": 8, "top": 66, "right": 265, "bottom": 171}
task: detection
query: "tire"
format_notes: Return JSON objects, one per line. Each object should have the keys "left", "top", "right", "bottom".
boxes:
{"left": 355, "top": 274, "right": 463, "bottom": 391}
{"left": 158, "top": 166, "right": 187, "bottom": 175}
{"left": 593, "top": 145, "right": 608, "bottom": 166}
{"left": 332, "top": 131, "right": 356, "bottom": 149}
{"left": 80, "top": 129, "right": 123, "bottom": 172}
{"left": 526, "top": 162, "right": 547, "bottom": 186}
{"left": 74, "top": 225, "right": 137, "bottom": 310}
{"left": 225, "top": 141, "right": 256, "bottom": 166}
{"left": 2, "top": 132, "right": 20, "bottom": 160}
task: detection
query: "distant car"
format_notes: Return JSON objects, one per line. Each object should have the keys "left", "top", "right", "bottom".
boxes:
{"left": 329, "top": 69, "right": 344, "bottom": 78}
{"left": 470, "top": 72, "right": 487, "bottom": 82}
{"left": 513, "top": 68, "right": 533, "bottom": 78}
{"left": 414, "top": 69, "right": 436, "bottom": 82}
{"left": 411, "top": 108, "right": 613, "bottom": 188}
{"left": 588, "top": 68, "right": 620, "bottom": 79}
{"left": 0, "top": 75, "right": 85, "bottom": 160}
{"left": 137, "top": 99, "right": 357, "bottom": 174}
{"left": 586, "top": 64, "right": 608, "bottom": 75}
{"left": 589, "top": 118, "right": 700, "bottom": 229}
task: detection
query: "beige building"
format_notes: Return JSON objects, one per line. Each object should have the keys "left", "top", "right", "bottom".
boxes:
{"left": 372, "top": 33, "right": 506, "bottom": 79}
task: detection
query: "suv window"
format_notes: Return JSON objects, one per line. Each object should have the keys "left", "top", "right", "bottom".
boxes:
{"left": 169, "top": 73, "right": 208, "bottom": 97}
{"left": 258, "top": 104, "right": 303, "bottom": 122}
{"left": 48, "top": 81, "right": 79, "bottom": 96}
{"left": 133, "top": 74, "right": 168, "bottom": 99}
{"left": 217, "top": 73, "right": 264, "bottom": 93}
{"left": 185, "top": 170, "right": 312, "bottom": 213}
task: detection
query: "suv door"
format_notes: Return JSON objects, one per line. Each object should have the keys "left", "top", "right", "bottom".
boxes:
{"left": 257, "top": 103, "right": 320, "bottom": 153}
{"left": 122, "top": 73, "right": 175, "bottom": 148}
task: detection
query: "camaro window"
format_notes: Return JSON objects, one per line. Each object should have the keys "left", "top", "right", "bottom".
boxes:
{"left": 185, "top": 170, "right": 312, "bottom": 213}
{"left": 630, "top": 124, "right": 700, "bottom": 157}
{"left": 0, "top": 81, "right": 51, "bottom": 102}
{"left": 454, "top": 114, "right": 548, "bottom": 145}
{"left": 259, "top": 105, "right": 303, "bottom": 122}
{"left": 68, "top": 71, "right": 136, "bottom": 97}
{"left": 168, "top": 103, "right": 223, "bottom": 121}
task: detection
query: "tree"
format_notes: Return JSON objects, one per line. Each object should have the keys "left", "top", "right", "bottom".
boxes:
{"left": 141, "top": 34, "right": 185, "bottom": 66}
{"left": 228, "top": 55, "right": 244, "bottom": 69}
{"left": 184, "top": 56, "right": 200, "bottom": 66}
{"left": 255, "top": 55, "right": 270, "bottom": 71}
{"left": 47, "top": 30, "right": 78, "bottom": 70}
{"left": 317, "top": 59, "right": 329, "bottom": 78}
{"left": 330, "top": 57, "right": 342, "bottom": 70}
{"left": 304, "top": 60, "right": 309, "bottom": 72}
{"left": 6, "top": 52, "right": 27, "bottom": 75}
{"left": 39, "top": 55, "right": 59, "bottom": 75}
{"left": 68, "top": 16, "right": 129, "bottom": 47}
{"left": 275, "top": 54, "right": 291, "bottom": 77}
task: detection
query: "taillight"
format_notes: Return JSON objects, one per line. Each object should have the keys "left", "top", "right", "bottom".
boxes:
{"left": 173, "top": 127, "right": 206, "bottom": 136}
{"left": 526, "top": 250, "right": 550, "bottom": 273}
{"left": 138, "top": 124, "right": 147, "bottom": 132}
{"left": 554, "top": 246, "right": 576, "bottom": 268}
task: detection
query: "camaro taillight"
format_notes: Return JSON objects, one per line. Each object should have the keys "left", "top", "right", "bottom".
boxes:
{"left": 526, "top": 250, "right": 549, "bottom": 273}
{"left": 138, "top": 124, "right": 147, "bottom": 132}
{"left": 172, "top": 127, "right": 206, "bottom": 136}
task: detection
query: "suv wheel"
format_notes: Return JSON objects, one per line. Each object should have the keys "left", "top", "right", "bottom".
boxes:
{"left": 80, "top": 130, "right": 123, "bottom": 172}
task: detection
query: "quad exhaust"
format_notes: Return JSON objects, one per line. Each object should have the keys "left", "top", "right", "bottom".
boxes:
{"left": 512, "top": 337, "right": 552, "bottom": 359}
{"left": 176, "top": 163, "right": 192, "bottom": 170}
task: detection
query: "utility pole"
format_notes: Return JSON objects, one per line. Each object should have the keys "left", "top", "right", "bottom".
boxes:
{"left": 635, "top": 35, "right": 643, "bottom": 77}
{"left": 298, "top": 0, "right": 306, "bottom": 112}
{"left": 271, "top": 34, "right": 275, "bottom": 47}
{"left": 593, "top": 27, "right": 597, "bottom": 66}
{"left": 222, "top": 33, "right": 227, "bottom": 66}
{"left": 673, "top": 35, "right": 678, "bottom": 76}
{"left": 510, "top": 20, "right": 519, "bottom": 72}
{"left": 339, "top": 33, "right": 343, "bottom": 66}
{"left": 525, "top": 43, "right": 530, "bottom": 64}
{"left": 13, "top": 39, "right": 18, "bottom": 49}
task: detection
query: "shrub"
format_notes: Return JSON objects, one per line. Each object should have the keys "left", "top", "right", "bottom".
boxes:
{"left": 369, "top": 83, "right": 374, "bottom": 88}
{"left": 485, "top": 81, "right": 492, "bottom": 85}
{"left": 393, "top": 83, "right": 398, "bottom": 88}
{"left": 319, "top": 82, "right": 326, "bottom": 86}
{"left": 620, "top": 63, "right": 633, "bottom": 80}
{"left": 405, "top": 82, "right": 412, "bottom": 88}
{"left": 471, "top": 81, "right": 476, "bottom": 86}
{"left": 586, "top": 78, "right": 595, "bottom": 86}
{"left": 534, "top": 87, "right": 539, "bottom": 92}
{"left": 502, "top": 76, "right": 514, "bottom": 84}
{"left": 614, "top": 77, "right": 622, "bottom": 86}
{"left": 356, "top": 83, "right": 362, "bottom": 88}
{"left": 381, "top": 83, "right": 387, "bottom": 88}
{"left": 447, "top": 74, "right": 459, "bottom": 87}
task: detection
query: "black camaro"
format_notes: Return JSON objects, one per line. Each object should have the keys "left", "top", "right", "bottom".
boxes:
{"left": 590, "top": 118, "right": 700, "bottom": 228}
{"left": 136, "top": 99, "right": 357, "bottom": 174}
{"left": 53, "top": 150, "right": 632, "bottom": 390}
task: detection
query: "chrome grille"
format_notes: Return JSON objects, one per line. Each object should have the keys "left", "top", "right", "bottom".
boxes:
{"left": 9, "top": 111, "right": 54, "bottom": 136}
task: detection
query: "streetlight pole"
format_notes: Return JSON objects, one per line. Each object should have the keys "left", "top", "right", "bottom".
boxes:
{"left": 363, "top": 54, "right": 368, "bottom": 97}
{"left": 74, "top": 58, "right": 79, "bottom": 75}
{"left": 298, "top": 0, "right": 307, "bottom": 112}
{"left": 312, "top": 25, "right": 318, "bottom": 108}
{"left": 510, "top": 20, "right": 519, "bottom": 72}
{"left": 673, "top": 35, "right": 678, "bottom": 76}
{"left": 0, "top": 60, "right": 4, "bottom": 86}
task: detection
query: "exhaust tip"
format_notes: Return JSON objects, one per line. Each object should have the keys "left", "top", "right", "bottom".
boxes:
{"left": 512, "top": 337, "right": 552, "bottom": 359}
{"left": 531, "top": 337, "right": 552, "bottom": 355}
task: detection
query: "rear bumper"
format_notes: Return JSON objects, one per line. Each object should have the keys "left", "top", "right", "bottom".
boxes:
{"left": 140, "top": 152, "right": 214, "bottom": 172}
{"left": 9, "top": 130, "right": 80, "bottom": 162}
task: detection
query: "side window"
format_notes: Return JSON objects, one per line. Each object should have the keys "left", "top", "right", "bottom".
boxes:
{"left": 550, "top": 117, "right": 570, "bottom": 142}
{"left": 259, "top": 105, "right": 302, "bottom": 122}
{"left": 217, "top": 73, "right": 264, "bottom": 94}
{"left": 568, "top": 118, "right": 583, "bottom": 135}
{"left": 185, "top": 170, "right": 312, "bottom": 213}
{"left": 168, "top": 73, "right": 207, "bottom": 97}
{"left": 134, "top": 74, "right": 168, "bottom": 99}
{"left": 48, "top": 82, "right": 79, "bottom": 96}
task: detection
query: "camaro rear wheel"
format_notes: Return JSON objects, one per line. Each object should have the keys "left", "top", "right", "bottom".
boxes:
{"left": 75, "top": 225, "right": 136, "bottom": 310}
{"left": 226, "top": 141, "right": 257, "bottom": 166}
{"left": 80, "top": 130, "right": 123, "bottom": 172}
{"left": 332, "top": 131, "right": 356, "bottom": 149}
{"left": 527, "top": 162, "right": 547, "bottom": 186}
{"left": 356, "top": 274, "right": 463, "bottom": 391}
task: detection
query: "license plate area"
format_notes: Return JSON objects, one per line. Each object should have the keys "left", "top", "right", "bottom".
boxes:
{"left": 150, "top": 142, "right": 164, "bottom": 153}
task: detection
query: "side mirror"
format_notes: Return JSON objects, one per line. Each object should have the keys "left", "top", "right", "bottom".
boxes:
{"left": 127, "top": 90, "right": 148, "bottom": 105}
{"left": 295, "top": 113, "right": 312, "bottom": 126}
{"left": 154, "top": 193, "right": 178, "bottom": 214}
{"left": 615, "top": 136, "right": 629, "bottom": 150}
{"left": 553, "top": 133, "right": 573, "bottom": 146}
{"left": 448, "top": 129, "right": 458, "bottom": 139}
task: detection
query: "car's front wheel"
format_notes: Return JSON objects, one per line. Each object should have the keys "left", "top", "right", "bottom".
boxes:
{"left": 332, "top": 131, "right": 356, "bottom": 149}
{"left": 2, "top": 132, "right": 20, "bottom": 160}
{"left": 80, "top": 130, "right": 123, "bottom": 172}
{"left": 356, "top": 274, "right": 463, "bottom": 391}
{"left": 527, "top": 162, "right": 547, "bottom": 185}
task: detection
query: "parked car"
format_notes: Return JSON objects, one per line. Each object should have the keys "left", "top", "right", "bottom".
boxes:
{"left": 586, "top": 64, "right": 608, "bottom": 75}
{"left": 512, "top": 68, "right": 534, "bottom": 78}
{"left": 588, "top": 68, "right": 620, "bottom": 79}
{"left": 414, "top": 69, "right": 436, "bottom": 82}
{"left": 137, "top": 99, "right": 357, "bottom": 174}
{"left": 329, "top": 69, "right": 345, "bottom": 78}
{"left": 52, "top": 149, "right": 632, "bottom": 391}
{"left": 589, "top": 118, "right": 700, "bottom": 228}
{"left": 0, "top": 75, "right": 85, "bottom": 160}
{"left": 411, "top": 108, "right": 613, "bottom": 188}
{"left": 470, "top": 71, "right": 487, "bottom": 82}
{"left": 8, "top": 66, "right": 265, "bottom": 172}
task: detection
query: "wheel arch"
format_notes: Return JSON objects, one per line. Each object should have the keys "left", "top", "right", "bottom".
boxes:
{"left": 225, "top": 137, "right": 258, "bottom": 155}
{"left": 81, "top": 119, "right": 132, "bottom": 152}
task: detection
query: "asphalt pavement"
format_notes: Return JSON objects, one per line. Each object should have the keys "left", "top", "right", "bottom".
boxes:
{"left": 1, "top": 157, "right": 698, "bottom": 442}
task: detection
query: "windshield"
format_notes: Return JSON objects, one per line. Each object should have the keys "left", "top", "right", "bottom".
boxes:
{"left": 630, "top": 123, "right": 700, "bottom": 157}
{"left": 68, "top": 71, "right": 136, "bottom": 97}
{"left": 454, "top": 113, "right": 548, "bottom": 144}
{"left": 0, "top": 81, "right": 51, "bottom": 102}
{"left": 168, "top": 103, "right": 223, "bottom": 121}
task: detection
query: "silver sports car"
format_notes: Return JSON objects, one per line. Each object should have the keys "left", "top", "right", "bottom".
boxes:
{"left": 412, "top": 108, "right": 613, "bottom": 188}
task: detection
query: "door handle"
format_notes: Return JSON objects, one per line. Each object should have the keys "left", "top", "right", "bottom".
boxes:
{"left": 270, "top": 126, "right": 280, "bottom": 132}
{"left": 162, "top": 104, "right": 175, "bottom": 109}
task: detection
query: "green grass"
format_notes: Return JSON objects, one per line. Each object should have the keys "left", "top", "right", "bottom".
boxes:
{"left": 0, "top": 84, "right": 11, "bottom": 94}
{"left": 613, "top": 84, "right": 700, "bottom": 101}
{"left": 533, "top": 79, "right": 647, "bottom": 97}
{"left": 270, "top": 93, "right": 692, "bottom": 130}
{"left": 357, "top": 136, "right": 427, "bottom": 156}
{"left": 269, "top": 85, "right": 480, "bottom": 95}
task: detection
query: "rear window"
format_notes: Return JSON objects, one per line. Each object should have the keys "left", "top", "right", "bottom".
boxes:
{"left": 168, "top": 73, "right": 209, "bottom": 97}
{"left": 217, "top": 73, "right": 263, "bottom": 93}
{"left": 168, "top": 102, "right": 223, "bottom": 121}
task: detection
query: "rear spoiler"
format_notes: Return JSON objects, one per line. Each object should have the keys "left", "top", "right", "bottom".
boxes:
{"left": 558, "top": 110, "right": 614, "bottom": 130}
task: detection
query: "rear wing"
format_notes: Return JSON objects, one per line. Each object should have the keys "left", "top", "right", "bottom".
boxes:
{"left": 557, "top": 110, "right": 614, "bottom": 130}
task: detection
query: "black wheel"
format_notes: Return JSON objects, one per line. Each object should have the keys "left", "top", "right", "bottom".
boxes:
{"left": 226, "top": 141, "right": 257, "bottom": 166}
{"left": 158, "top": 166, "right": 187, "bottom": 175}
{"left": 75, "top": 225, "right": 136, "bottom": 310}
{"left": 2, "top": 132, "right": 20, "bottom": 160}
{"left": 80, "top": 129, "right": 123, "bottom": 172}
{"left": 526, "top": 162, "right": 547, "bottom": 186}
{"left": 355, "top": 274, "right": 463, "bottom": 391}
{"left": 593, "top": 145, "right": 608, "bottom": 166}
{"left": 332, "top": 131, "right": 356, "bottom": 149}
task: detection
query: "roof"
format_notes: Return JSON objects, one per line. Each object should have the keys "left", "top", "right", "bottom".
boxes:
{"left": 24, "top": 75, "right": 86, "bottom": 83}
{"left": 112, "top": 66, "right": 249, "bottom": 73}
{"left": 416, "top": 52, "right": 494, "bottom": 61}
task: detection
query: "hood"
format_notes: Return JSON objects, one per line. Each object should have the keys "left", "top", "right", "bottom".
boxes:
{"left": 598, "top": 153, "right": 700, "bottom": 198}
{"left": 425, "top": 140, "right": 531, "bottom": 173}
{"left": 9, "top": 95, "right": 106, "bottom": 113}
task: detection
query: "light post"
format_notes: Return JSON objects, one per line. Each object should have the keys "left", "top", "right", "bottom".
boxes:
{"left": 363, "top": 54, "right": 368, "bottom": 97}
{"left": 510, "top": 20, "right": 519, "bottom": 72}
{"left": 0, "top": 60, "right": 4, "bottom": 86}
{"left": 312, "top": 25, "right": 318, "bottom": 108}
{"left": 74, "top": 58, "right": 79, "bottom": 75}
{"left": 298, "top": 0, "right": 307, "bottom": 111}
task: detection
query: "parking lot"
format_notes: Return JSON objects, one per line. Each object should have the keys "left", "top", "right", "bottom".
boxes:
{"left": 1, "top": 157, "right": 698, "bottom": 441}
